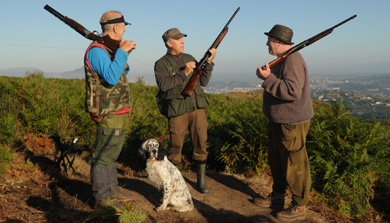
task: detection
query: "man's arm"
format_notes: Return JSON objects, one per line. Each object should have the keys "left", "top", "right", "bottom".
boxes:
{"left": 262, "top": 53, "right": 306, "bottom": 101}
{"left": 87, "top": 47, "right": 129, "bottom": 85}
{"left": 199, "top": 61, "right": 214, "bottom": 87}
{"left": 154, "top": 59, "right": 187, "bottom": 92}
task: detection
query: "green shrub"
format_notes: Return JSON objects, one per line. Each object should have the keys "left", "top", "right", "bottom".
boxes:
{"left": 0, "top": 115, "right": 15, "bottom": 144}
{"left": 84, "top": 201, "right": 146, "bottom": 223}
{"left": 308, "top": 99, "right": 389, "bottom": 221}
{"left": 206, "top": 93, "right": 268, "bottom": 173}
{"left": 0, "top": 144, "right": 13, "bottom": 176}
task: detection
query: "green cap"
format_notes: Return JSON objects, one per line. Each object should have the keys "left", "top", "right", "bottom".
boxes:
{"left": 162, "top": 28, "right": 187, "bottom": 42}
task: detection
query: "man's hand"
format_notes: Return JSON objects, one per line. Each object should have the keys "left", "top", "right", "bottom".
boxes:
{"left": 207, "top": 48, "right": 217, "bottom": 63}
{"left": 184, "top": 61, "right": 196, "bottom": 76}
{"left": 256, "top": 62, "right": 271, "bottom": 80}
{"left": 119, "top": 39, "right": 136, "bottom": 53}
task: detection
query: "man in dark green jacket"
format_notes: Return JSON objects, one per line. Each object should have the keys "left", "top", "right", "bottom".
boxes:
{"left": 154, "top": 28, "right": 217, "bottom": 193}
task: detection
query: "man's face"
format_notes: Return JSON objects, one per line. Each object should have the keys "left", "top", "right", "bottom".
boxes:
{"left": 266, "top": 37, "right": 280, "bottom": 56}
{"left": 168, "top": 38, "right": 185, "bottom": 55}
{"left": 115, "top": 22, "right": 126, "bottom": 40}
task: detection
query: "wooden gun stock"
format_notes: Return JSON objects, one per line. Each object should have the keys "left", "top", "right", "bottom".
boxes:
{"left": 44, "top": 4, "right": 120, "bottom": 54}
{"left": 262, "top": 15, "right": 356, "bottom": 70}
{"left": 182, "top": 67, "right": 205, "bottom": 96}
{"left": 181, "top": 29, "right": 228, "bottom": 96}
{"left": 182, "top": 7, "right": 240, "bottom": 96}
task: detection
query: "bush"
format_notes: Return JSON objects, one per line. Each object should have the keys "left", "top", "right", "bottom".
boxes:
{"left": 0, "top": 144, "right": 13, "bottom": 177}
{"left": 308, "top": 99, "right": 390, "bottom": 221}
{"left": 206, "top": 93, "right": 268, "bottom": 173}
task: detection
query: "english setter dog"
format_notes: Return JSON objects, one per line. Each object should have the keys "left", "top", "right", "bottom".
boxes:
{"left": 139, "top": 139, "right": 194, "bottom": 212}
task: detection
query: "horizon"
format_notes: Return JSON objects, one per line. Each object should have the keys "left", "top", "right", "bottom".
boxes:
{"left": 1, "top": 66, "right": 389, "bottom": 85}
{"left": 1, "top": 0, "right": 390, "bottom": 82}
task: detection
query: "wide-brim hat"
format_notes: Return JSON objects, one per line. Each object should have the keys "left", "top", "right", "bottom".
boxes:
{"left": 264, "top": 24, "right": 294, "bottom": 45}
{"left": 162, "top": 28, "right": 187, "bottom": 42}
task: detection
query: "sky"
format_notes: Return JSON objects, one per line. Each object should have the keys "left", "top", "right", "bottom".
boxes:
{"left": 0, "top": 0, "right": 389, "bottom": 82}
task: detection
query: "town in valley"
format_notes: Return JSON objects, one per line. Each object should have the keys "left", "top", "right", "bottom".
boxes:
{"left": 204, "top": 74, "right": 390, "bottom": 120}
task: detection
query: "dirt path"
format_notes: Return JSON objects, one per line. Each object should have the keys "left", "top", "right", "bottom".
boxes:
{"left": 119, "top": 170, "right": 331, "bottom": 223}
{"left": 0, "top": 152, "right": 348, "bottom": 223}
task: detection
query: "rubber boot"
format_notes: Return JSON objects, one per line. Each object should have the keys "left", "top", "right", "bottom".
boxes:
{"left": 196, "top": 162, "right": 210, "bottom": 193}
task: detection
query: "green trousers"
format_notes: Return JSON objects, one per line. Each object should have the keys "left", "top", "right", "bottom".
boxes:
{"left": 90, "top": 113, "right": 128, "bottom": 200}
{"left": 91, "top": 113, "right": 128, "bottom": 166}
{"left": 268, "top": 121, "right": 311, "bottom": 206}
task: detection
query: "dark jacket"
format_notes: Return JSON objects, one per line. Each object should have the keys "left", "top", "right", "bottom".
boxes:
{"left": 154, "top": 52, "right": 214, "bottom": 118}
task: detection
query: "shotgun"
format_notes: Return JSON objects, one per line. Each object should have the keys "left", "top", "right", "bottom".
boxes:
{"left": 262, "top": 14, "right": 357, "bottom": 70}
{"left": 182, "top": 7, "right": 240, "bottom": 96}
{"left": 44, "top": 4, "right": 120, "bottom": 55}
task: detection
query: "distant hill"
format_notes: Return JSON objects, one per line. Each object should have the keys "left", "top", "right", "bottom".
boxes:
{"left": 48, "top": 67, "right": 84, "bottom": 79}
{"left": 0, "top": 67, "right": 44, "bottom": 77}
{"left": 0, "top": 67, "right": 85, "bottom": 79}
{"left": 0, "top": 67, "right": 142, "bottom": 82}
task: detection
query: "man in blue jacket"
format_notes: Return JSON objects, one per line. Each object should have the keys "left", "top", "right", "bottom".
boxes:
{"left": 84, "top": 10, "right": 136, "bottom": 209}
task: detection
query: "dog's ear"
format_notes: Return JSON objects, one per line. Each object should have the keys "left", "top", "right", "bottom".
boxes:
{"left": 138, "top": 141, "right": 147, "bottom": 159}
{"left": 157, "top": 141, "right": 165, "bottom": 161}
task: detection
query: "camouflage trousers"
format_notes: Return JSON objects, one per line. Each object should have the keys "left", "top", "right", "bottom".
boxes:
{"left": 267, "top": 121, "right": 311, "bottom": 206}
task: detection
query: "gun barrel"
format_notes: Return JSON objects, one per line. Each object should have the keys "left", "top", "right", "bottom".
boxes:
{"left": 224, "top": 7, "right": 240, "bottom": 29}
{"left": 182, "top": 7, "right": 240, "bottom": 96}
{"left": 330, "top": 14, "right": 357, "bottom": 30}
{"left": 44, "top": 5, "right": 65, "bottom": 21}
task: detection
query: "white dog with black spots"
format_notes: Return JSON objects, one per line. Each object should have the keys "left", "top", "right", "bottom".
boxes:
{"left": 139, "top": 139, "right": 194, "bottom": 212}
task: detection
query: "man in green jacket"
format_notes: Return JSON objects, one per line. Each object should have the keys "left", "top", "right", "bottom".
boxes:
{"left": 154, "top": 28, "right": 217, "bottom": 193}
{"left": 254, "top": 24, "right": 314, "bottom": 221}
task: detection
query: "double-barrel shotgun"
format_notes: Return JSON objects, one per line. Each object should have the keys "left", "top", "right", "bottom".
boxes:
{"left": 44, "top": 5, "right": 121, "bottom": 56}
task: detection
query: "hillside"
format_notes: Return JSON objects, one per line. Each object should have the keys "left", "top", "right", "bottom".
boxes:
{"left": 0, "top": 74, "right": 389, "bottom": 222}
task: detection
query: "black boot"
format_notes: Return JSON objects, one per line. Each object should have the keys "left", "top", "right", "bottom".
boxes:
{"left": 196, "top": 162, "right": 210, "bottom": 193}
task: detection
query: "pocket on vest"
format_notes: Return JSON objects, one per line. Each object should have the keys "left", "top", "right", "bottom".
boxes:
{"left": 194, "top": 88, "right": 209, "bottom": 108}
{"left": 196, "top": 95, "right": 209, "bottom": 108}
{"left": 167, "top": 98, "right": 187, "bottom": 118}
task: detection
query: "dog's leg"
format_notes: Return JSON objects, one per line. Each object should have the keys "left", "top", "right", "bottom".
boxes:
{"left": 156, "top": 180, "right": 172, "bottom": 212}
{"left": 166, "top": 191, "right": 194, "bottom": 212}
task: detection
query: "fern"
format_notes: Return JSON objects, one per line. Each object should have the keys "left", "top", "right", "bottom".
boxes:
{"left": 308, "top": 99, "right": 387, "bottom": 221}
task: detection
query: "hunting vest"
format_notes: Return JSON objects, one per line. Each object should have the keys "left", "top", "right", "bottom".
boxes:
{"left": 84, "top": 42, "right": 130, "bottom": 117}
{"left": 156, "top": 53, "right": 208, "bottom": 118}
